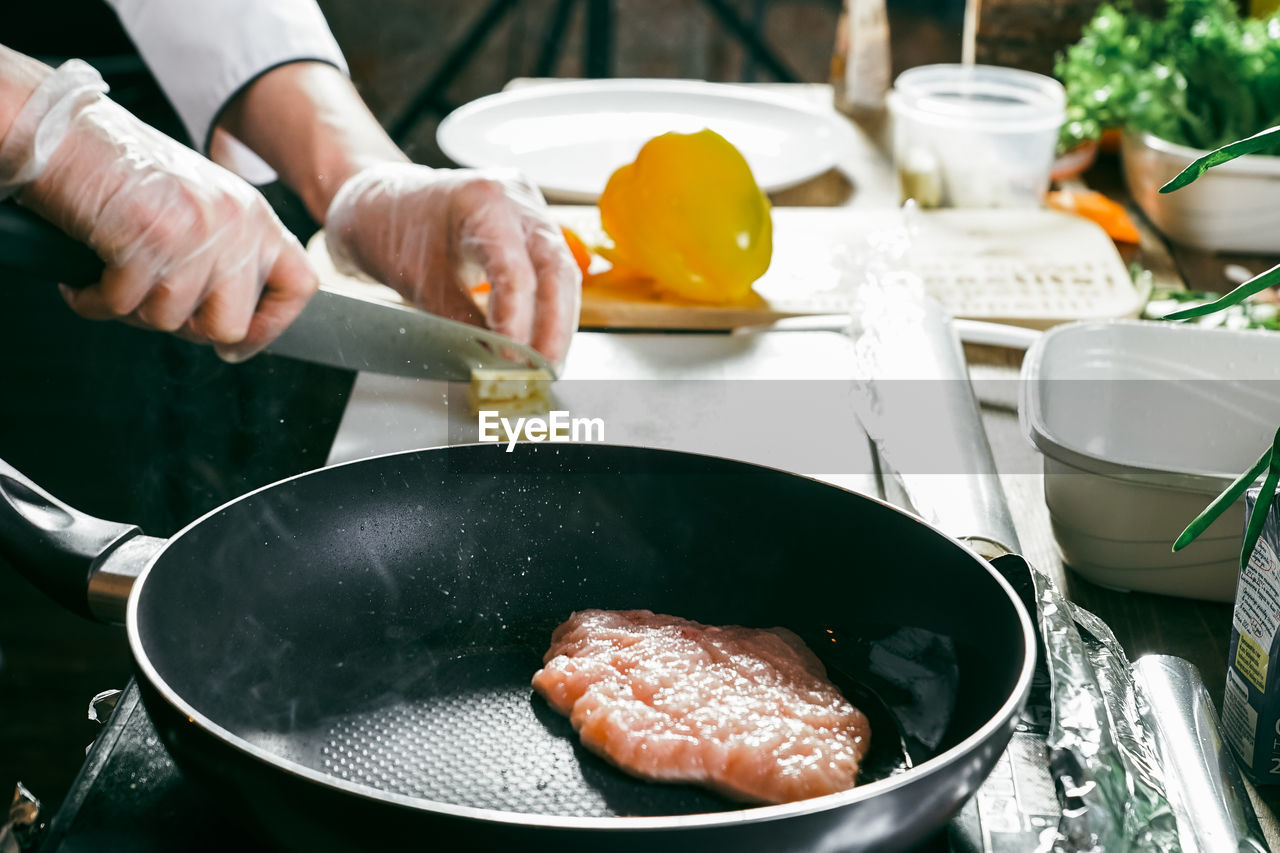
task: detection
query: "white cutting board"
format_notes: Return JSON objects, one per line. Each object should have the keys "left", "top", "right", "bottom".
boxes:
{"left": 327, "top": 330, "right": 879, "bottom": 495}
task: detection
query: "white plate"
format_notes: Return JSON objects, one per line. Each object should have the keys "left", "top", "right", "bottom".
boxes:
{"left": 437, "top": 79, "right": 855, "bottom": 202}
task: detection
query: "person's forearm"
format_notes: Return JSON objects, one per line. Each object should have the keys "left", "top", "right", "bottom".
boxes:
{"left": 0, "top": 46, "right": 53, "bottom": 150}
{"left": 215, "top": 61, "right": 407, "bottom": 224}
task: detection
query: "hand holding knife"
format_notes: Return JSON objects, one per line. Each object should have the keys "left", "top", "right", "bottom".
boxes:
{"left": 0, "top": 201, "right": 555, "bottom": 381}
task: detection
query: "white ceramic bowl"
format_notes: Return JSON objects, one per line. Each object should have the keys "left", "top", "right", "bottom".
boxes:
{"left": 1122, "top": 131, "right": 1280, "bottom": 253}
{"left": 1020, "top": 320, "right": 1280, "bottom": 601}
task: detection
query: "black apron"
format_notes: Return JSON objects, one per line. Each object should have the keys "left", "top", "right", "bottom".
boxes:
{"left": 1, "top": 3, "right": 352, "bottom": 537}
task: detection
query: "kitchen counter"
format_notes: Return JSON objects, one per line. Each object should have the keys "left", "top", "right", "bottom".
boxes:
{"left": 27, "top": 78, "right": 1280, "bottom": 851}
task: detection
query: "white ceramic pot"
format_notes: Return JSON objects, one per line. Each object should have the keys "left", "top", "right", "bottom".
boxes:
{"left": 1122, "top": 131, "right": 1280, "bottom": 253}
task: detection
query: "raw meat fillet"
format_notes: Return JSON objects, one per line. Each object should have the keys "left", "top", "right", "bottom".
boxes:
{"left": 531, "top": 609, "right": 870, "bottom": 804}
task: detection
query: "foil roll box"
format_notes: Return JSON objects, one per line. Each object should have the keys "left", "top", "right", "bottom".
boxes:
{"left": 1223, "top": 486, "right": 1280, "bottom": 785}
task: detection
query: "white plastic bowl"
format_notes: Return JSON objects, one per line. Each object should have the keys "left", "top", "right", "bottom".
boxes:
{"left": 1122, "top": 131, "right": 1280, "bottom": 253}
{"left": 1020, "top": 320, "right": 1280, "bottom": 601}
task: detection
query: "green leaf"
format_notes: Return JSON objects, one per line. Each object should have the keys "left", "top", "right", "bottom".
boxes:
{"left": 1173, "top": 443, "right": 1271, "bottom": 551}
{"left": 1162, "top": 262, "right": 1280, "bottom": 320}
{"left": 1240, "top": 427, "right": 1280, "bottom": 571}
{"left": 1159, "top": 124, "right": 1280, "bottom": 192}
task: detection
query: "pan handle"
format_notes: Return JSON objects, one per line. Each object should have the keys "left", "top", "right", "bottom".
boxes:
{"left": 0, "top": 458, "right": 161, "bottom": 623}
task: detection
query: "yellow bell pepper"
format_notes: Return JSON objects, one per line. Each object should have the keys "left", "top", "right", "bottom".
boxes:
{"left": 598, "top": 129, "right": 772, "bottom": 303}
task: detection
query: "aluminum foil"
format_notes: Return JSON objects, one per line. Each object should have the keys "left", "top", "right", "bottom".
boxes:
{"left": 1029, "top": 568, "right": 1269, "bottom": 853}
{"left": 1134, "top": 656, "right": 1267, "bottom": 853}
{"left": 1031, "top": 567, "right": 1182, "bottom": 852}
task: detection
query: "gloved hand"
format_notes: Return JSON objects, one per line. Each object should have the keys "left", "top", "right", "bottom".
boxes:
{"left": 0, "top": 60, "right": 316, "bottom": 362}
{"left": 324, "top": 163, "right": 581, "bottom": 363}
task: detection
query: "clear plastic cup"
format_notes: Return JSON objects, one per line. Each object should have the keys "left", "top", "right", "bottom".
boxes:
{"left": 887, "top": 64, "right": 1066, "bottom": 208}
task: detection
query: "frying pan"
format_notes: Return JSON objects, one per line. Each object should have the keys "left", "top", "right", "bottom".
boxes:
{"left": 0, "top": 442, "right": 1033, "bottom": 851}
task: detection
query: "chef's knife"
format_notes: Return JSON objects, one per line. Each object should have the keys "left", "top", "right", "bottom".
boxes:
{"left": 267, "top": 287, "right": 555, "bottom": 380}
{"left": 0, "top": 203, "right": 555, "bottom": 380}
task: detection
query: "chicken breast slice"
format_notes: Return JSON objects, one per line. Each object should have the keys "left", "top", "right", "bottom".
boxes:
{"left": 531, "top": 609, "right": 870, "bottom": 804}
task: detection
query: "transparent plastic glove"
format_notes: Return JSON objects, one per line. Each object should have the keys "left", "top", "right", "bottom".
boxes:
{"left": 0, "top": 60, "right": 316, "bottom": 361}
{"left": 324, "top": 163, "right": 581, "bottom": 364}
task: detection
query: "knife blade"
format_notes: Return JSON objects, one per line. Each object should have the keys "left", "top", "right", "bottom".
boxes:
{"left": 0, "top": 203, "right": 553, "bottom": 380}
{"left": 269, "top": 285, "right": 553, "bottom": 380}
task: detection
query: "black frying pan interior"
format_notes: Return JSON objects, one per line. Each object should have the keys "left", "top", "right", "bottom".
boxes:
{"left": 134, "top": 444, "right": 1026, "bottom": 818}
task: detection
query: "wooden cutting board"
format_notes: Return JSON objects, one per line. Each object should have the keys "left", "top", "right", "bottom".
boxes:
{"left": 308, "top": 206, "right": 1143, "bottom": 331}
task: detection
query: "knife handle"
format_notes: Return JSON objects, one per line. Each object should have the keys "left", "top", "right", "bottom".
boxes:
{"left": 0, "top": 202, "right": 104, "bottom": 288}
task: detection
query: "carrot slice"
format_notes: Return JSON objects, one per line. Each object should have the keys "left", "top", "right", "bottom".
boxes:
{"left": 1046, "top": 188, "right": 1141, "bottom": 244}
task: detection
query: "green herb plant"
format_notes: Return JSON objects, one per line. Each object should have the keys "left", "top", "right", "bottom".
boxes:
{"left": 1057, "top": 0, "right": 1280, "bottom": 153}
{"left": 1166, "top": 128, "right": 1280, "bottom": 567}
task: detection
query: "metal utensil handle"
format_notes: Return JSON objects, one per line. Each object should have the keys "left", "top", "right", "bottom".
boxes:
{"left": 0, "top": 457, "right": 157, "bottom": 622}
{"left": 850, "top": 294, "right": 1021, "bottom": 555}
{"left": 918, "top": 302, "right": 1021, "bottom": 555}
{"left": 0, "top": 203, "right": 103, "bottom": 287}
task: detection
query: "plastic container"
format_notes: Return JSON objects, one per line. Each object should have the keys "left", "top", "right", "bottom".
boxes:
{"left": 1122, "top": 131, "right": 1280, "bottom": 253}
{"left": 1020, "top": 320, "right": 1280, "bottom": 601}
{"left": 887, "top": 64, "right": 1065, "bottom": 209}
